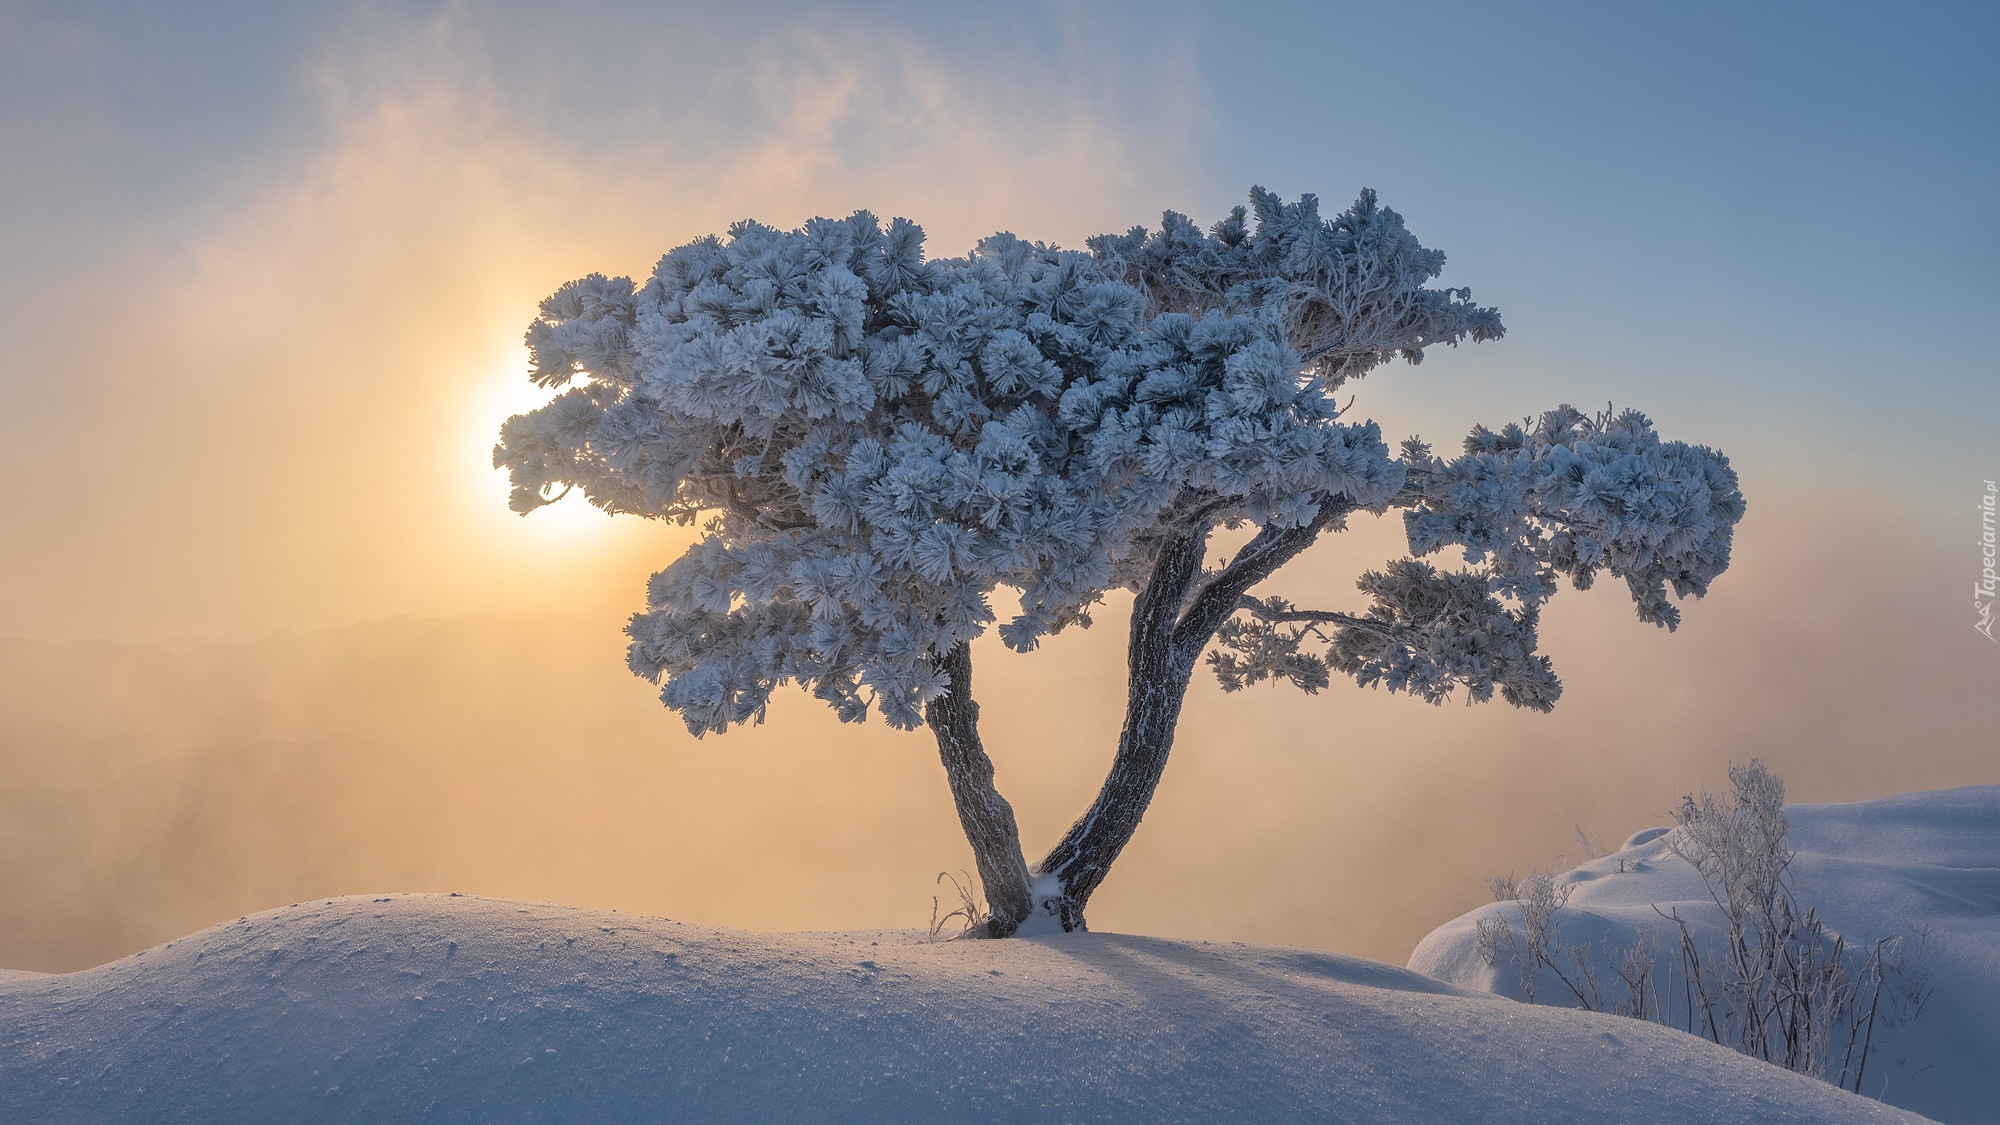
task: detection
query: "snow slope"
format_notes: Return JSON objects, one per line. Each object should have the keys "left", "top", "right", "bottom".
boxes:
{"left": 1411, "top": 786, "right": 2000, "bottom": 1125}
{"left": 1, "top": 895, "right": 1918, "bottom": 1123}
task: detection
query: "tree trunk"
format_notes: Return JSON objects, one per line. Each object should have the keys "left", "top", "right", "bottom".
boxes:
{"left": 1033, "top": 499, "right": 1351, "bottom": 930}
{"left": 925, "top": 642, "right": 1035, "bottom": 937}
{"left": 1033, "top": 528, "right": 1209, "bottom": 930}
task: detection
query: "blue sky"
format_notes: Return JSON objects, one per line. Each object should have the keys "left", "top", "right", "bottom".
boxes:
{"left": 7, "top": 2, "right": 1990, "bottom": 504}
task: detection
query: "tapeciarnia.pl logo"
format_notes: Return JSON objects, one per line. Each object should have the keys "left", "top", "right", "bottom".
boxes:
{"left": 1979, "top": 480, "right": 1997, "bottom": 642}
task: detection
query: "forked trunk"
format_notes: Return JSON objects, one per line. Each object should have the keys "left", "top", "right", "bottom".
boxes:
{"left": 935, "top": 499, "right": 1347, "bottom": 936}
{"left": 925, "top": 642, "right": 1035, "bottom": 937}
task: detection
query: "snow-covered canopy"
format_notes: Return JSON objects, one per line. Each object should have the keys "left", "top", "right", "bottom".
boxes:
{"left": 493, "top": 189, "right": 1741, "bottom": 733}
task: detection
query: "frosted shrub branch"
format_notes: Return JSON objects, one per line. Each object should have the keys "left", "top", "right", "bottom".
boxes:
{"left": 1476, "top": 761, "right": 1931, "bottom": 1095}
{"left": 927, "top": 870, "right": 990, "bottom": 943}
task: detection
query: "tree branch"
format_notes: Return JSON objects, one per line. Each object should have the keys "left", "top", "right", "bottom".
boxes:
{"left": 1233, "top": 596, "right": 1398, "bottom": 636}
{"left": 1170, "top": 494, "right": 1356, "bottom": 662}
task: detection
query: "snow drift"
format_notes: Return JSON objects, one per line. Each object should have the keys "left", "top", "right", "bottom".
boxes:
{"left": 1411, "top": 785, "right": 1999, "bottom": 1125}
{"left": 1, "top": 894, "right": 1918, "bottom": 1123}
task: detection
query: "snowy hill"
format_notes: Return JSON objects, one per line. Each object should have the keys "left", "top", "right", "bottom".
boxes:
{"left": 1411, "top": 786, "right": 2000, "bottom": 1125}
{"left": 0, "top": 895, "right": 1919, "bottom": 1123}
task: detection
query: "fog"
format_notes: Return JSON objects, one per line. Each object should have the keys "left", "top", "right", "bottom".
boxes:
{"left": 2, "top": 5, "right": 1992, "bottom": 973}
{"left": 5, "top": 489, "right": 1990, "bottom": 972}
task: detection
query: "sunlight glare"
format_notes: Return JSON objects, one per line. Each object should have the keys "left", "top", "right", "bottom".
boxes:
{"left": 462, "top": 343, "right": 629, "bottom": 551}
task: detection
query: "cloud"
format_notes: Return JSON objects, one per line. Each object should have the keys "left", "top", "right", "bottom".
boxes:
{"left": 0, "top": 6, "right": 1212, "bottom": 644}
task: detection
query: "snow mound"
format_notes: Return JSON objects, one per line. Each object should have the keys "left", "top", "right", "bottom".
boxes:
{"left": 1, "top": 895, "right": 1919, "bottom": 1122}
{"left": 1411, "top": 785, "right": 2000, "bottom": 1125}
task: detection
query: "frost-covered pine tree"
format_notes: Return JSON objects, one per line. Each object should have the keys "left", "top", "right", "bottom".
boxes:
{"left": 495, "top": 187, "right": 1744, "bottom": 935}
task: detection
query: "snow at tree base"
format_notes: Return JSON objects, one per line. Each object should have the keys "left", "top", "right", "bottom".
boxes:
{"left": 0, "top": 896, "right": 1924, "bottom": 1124}
{"left": 1411, "top": 786, "right": 2000, "bottom": 1125}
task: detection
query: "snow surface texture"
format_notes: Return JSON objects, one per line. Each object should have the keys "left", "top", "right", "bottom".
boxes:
{"left": 1410, "top": 786, "right": 2000, "bottom": 1125}
{"left": 1, "top": 896, "right": 1917, "bottom": 1123}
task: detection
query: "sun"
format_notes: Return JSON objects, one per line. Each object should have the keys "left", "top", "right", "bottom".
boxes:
{"left": 460, "top": 346, "right": 630, "bottom": 551}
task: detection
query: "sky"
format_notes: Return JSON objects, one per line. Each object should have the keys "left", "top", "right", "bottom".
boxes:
{"left": 1, "top": 1, "right": 1995, "bottom": 969}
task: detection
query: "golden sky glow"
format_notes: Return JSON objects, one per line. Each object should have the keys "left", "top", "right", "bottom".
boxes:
{"left": 1, "top": 9, "right": 1209, "bottom": 644}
